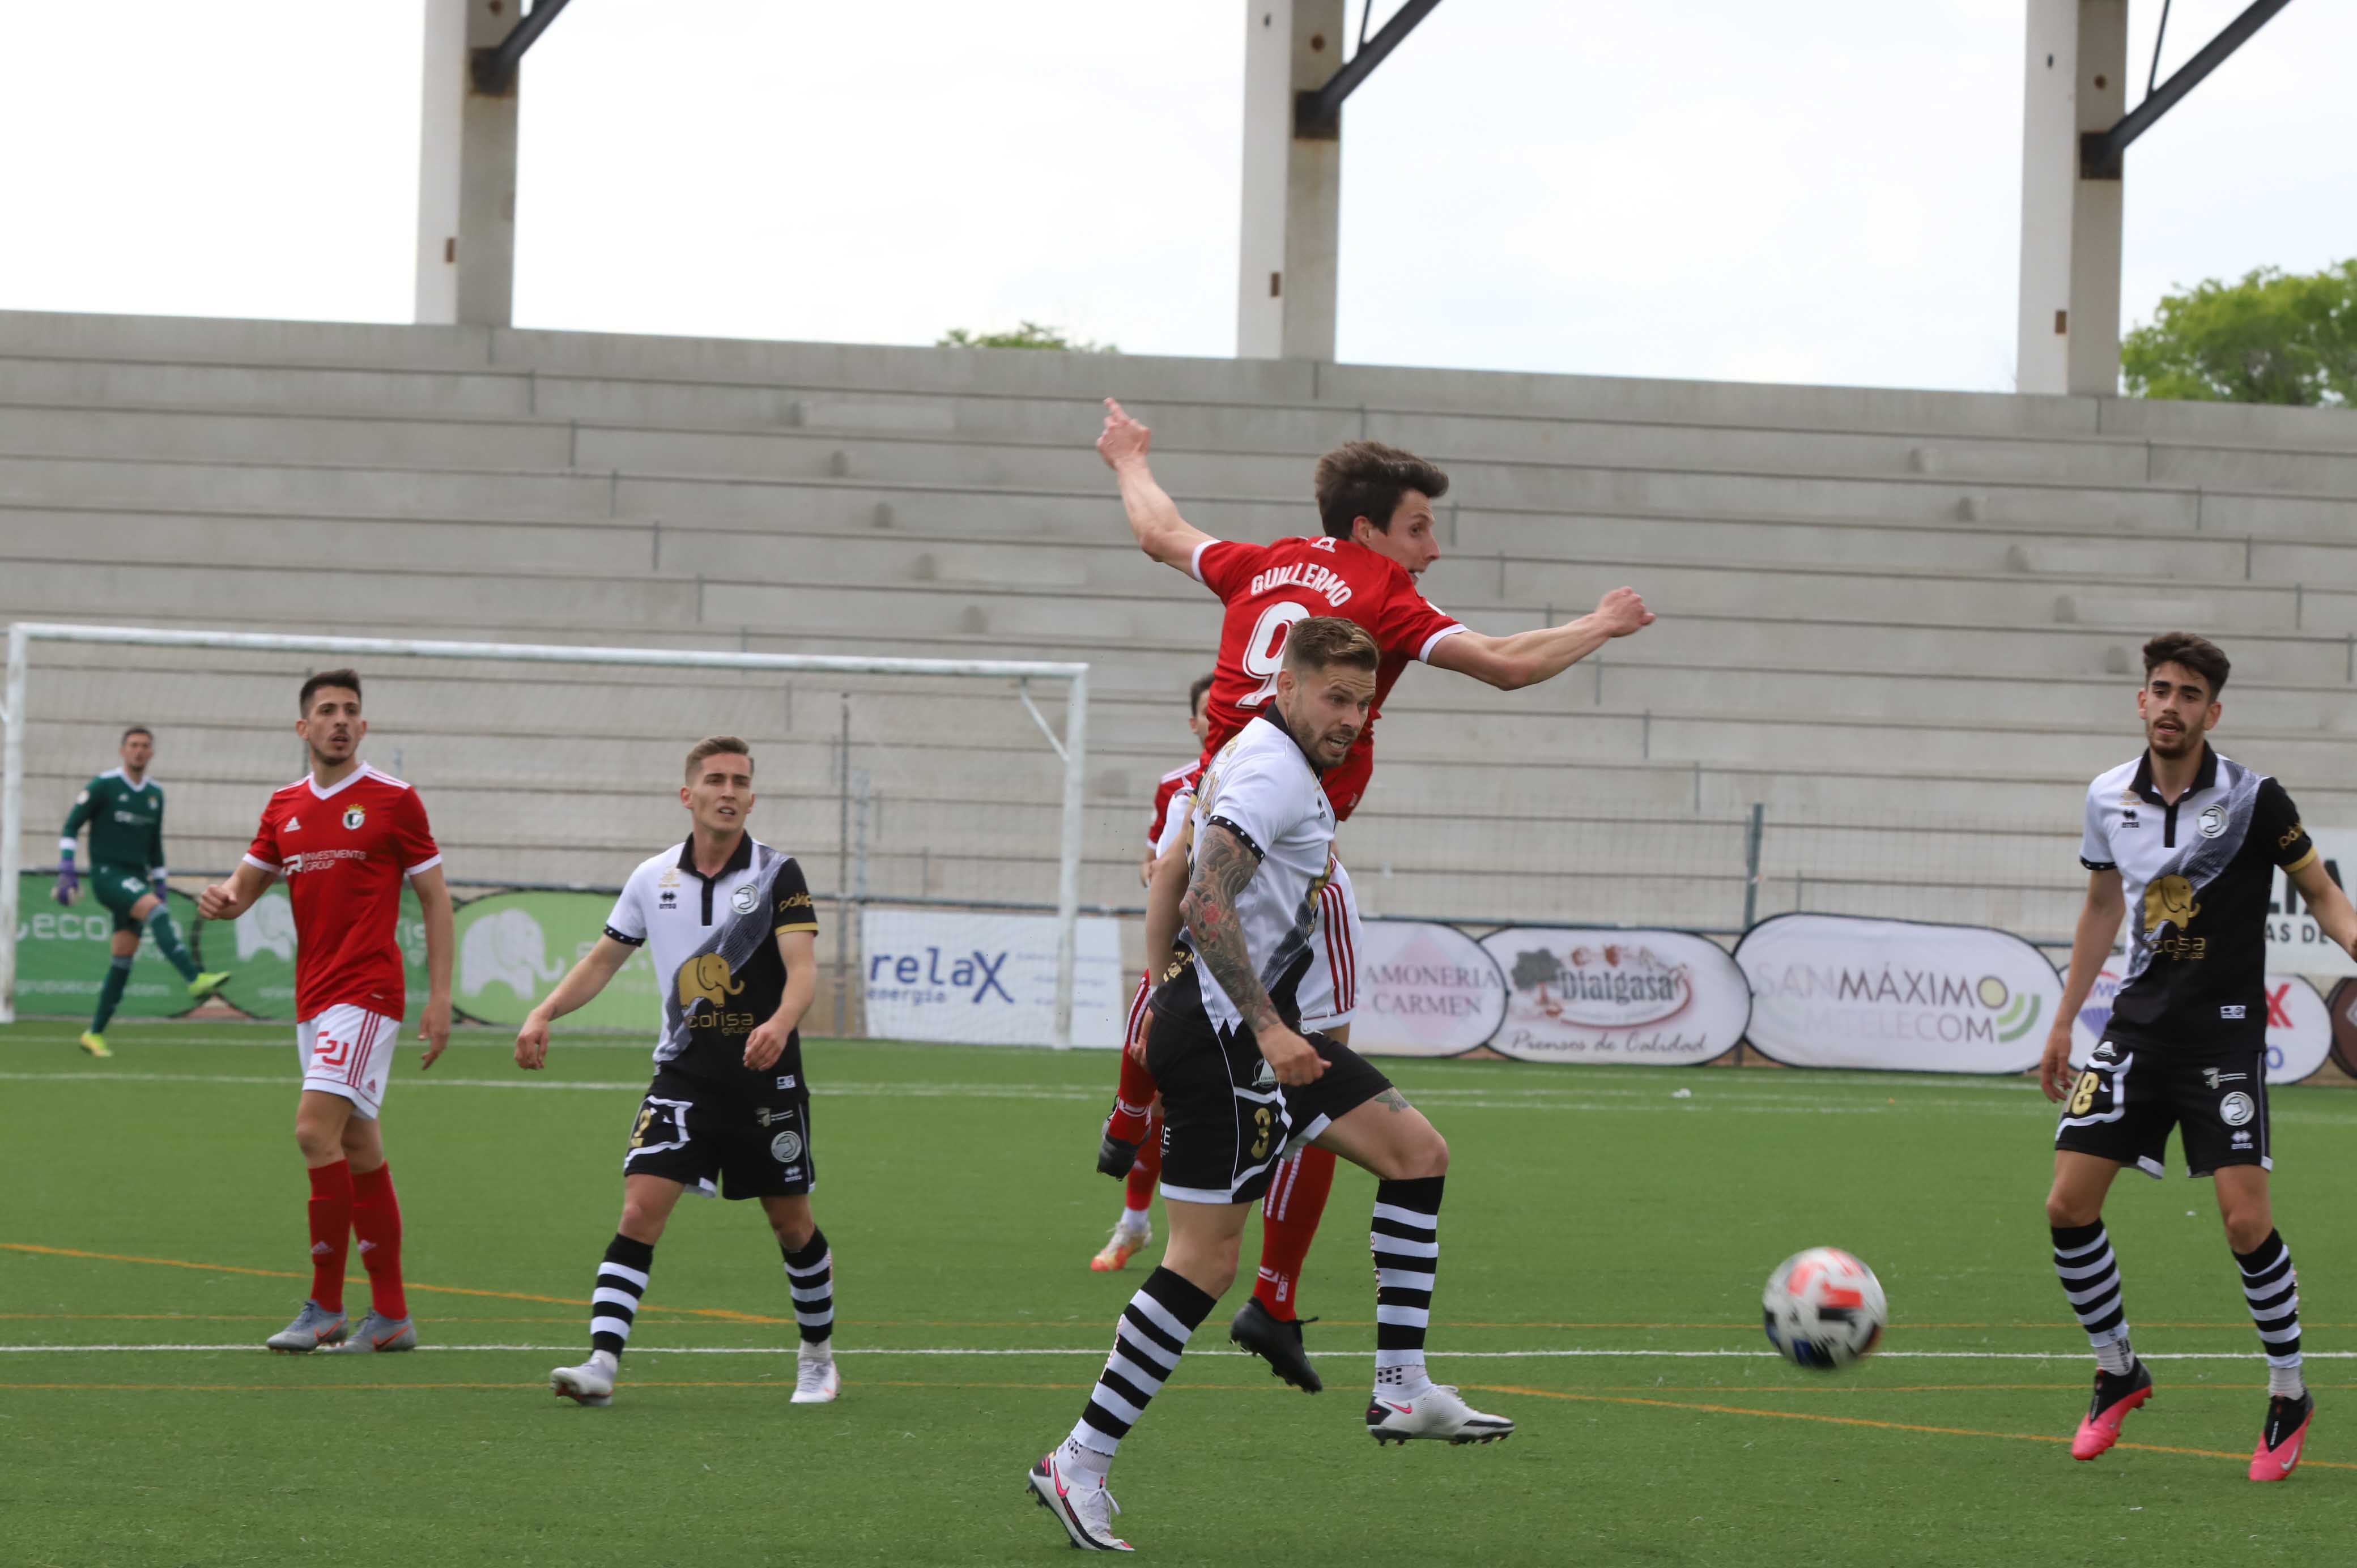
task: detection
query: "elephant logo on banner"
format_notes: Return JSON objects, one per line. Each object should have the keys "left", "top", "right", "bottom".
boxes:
{"left": 236, "top": 892, "right": 299, "bottom": 962}
{"left": 678, "top": 952, "right": 743, "bottom": 1011}
{"left": 461, "top": 907, "right": 566, "bottom": 1000}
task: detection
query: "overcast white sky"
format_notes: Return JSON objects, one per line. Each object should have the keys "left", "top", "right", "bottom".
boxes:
{"left": 1, "top": 1, "right": 2348, "bottom": 392}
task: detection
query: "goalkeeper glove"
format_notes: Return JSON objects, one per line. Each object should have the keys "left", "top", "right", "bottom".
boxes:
{"left": 54, "top": 859, "right": 79, "bottom": 905}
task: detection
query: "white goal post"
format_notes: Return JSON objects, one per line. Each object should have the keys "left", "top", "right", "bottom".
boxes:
{"left": 1, "top": 621, "right": 1090, "bottom": 1041}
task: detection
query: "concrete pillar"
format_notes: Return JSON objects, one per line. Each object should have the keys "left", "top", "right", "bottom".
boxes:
{"left": 1236, "top": 0, "right": 1344, "bottom": 361}
{"left": 2015, "top": 0, "right": 2126, "bottom": 397}
{"left": 415, "top": 0, "right": 520, "bottom": 327}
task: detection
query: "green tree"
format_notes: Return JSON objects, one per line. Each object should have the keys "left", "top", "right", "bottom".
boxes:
{"left": 937, "top": 321, "right": 1116, "bottom": 353}
{"left": 2122, "top": 259, "right": 2357, "bottom": 406}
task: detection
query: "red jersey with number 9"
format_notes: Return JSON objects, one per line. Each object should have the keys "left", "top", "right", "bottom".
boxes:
{"left": 242, "top": 764, "right": 442, "bottom": 1022}
{"left": 1186, "top": 534, "right": 1462, "bottom": 820}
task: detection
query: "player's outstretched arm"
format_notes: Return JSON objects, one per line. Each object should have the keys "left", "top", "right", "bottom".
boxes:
{"left": 410, "top": 866, "right": 456, "bottom": 1070}
{"left": 515, "top": 936, "right": 637, "bottom": 1070}
{"left": 2041, "top": 868, "right": 2125, "bottom": 1101}
{"left": 1182, "top": 823, "right": 1324, "bottom": 1086}
{"left": 1097, "top": 398, "right": 1215, "bottom": 574}
{"left": 1427, "top": 586, "right": 1654, "bottom": 691}
{"left": 746, "top": 930, "right": 819, "bottom": 1071}
{"left": 2290, "top": 859, "right": 2357, "bottom": 964}
{"left": 196, "top": 862, "right": 276, "bottom": 924}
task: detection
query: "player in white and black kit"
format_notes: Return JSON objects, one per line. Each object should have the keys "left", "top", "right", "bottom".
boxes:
{"left": 2040, "top": 633, "right": 2357, "bottom": 1482}
{"left": 1027, "top": 619, "right": 1511, "bottom": 1554}
{"left": 513, "top": 736, "right": 839, "bottom": 1408}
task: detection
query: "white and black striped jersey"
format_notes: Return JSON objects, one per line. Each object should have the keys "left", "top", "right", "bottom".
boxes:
{"left": 603, "top": 835, "right": 820, "bottom": 1093}
{"left": 1160, "top": 713, "right": 1337, "bottom": 1035}
{"left": 2080, "top": 745, "right": 2315, "bottom": 1051}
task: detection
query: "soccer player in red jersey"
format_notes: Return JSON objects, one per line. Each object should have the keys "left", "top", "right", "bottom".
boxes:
{"left": 1090, "top": 674, "right": 1214, "bottom": 1275}
{"left": 1091, "top": 398, "right": 1653, "bottom": 1388}
{"left": 198, "top": 670, "right": 454, "bottom": 1355}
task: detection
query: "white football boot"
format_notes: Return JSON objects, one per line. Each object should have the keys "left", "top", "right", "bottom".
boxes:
{"left": 792, "top": 1346, "right": 840, "bottom": 1404}
{"left": 1027, "top": 1450, "right": 1132, "bottom": 1552}
{"left": 264, "top": 1299, "right": 348, "bottom": 1353}
{"left": 1366, "top": 1383, "right": 1516, "bottom": 1445}
{"left": 550, "top": 1356, "right": 616, "bottom": 1407}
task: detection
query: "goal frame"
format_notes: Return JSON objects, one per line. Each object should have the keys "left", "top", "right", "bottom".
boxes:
{"left": 1, "top": 621, "right": 1091, "bottom": 1041}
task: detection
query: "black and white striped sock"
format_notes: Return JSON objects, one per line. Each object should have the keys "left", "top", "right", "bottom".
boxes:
{"left": 1062, "top": 1266, "right": 1216, "bottom": 1475}
{"left": 2051, "top": 1222, "right": 2134, "bottom": 1374}
{"left": 591, "top": 1233, "right": 654, "bottom": 1360}
{"left": 782, "top": 1229, "right": 834, "bottom": 1352}
{"left": 2235, "top": 1229, "right": 2304, "bottom": 1398}
{"left": 1372, "top": 1175, "right": 1444, "bottom": 1391}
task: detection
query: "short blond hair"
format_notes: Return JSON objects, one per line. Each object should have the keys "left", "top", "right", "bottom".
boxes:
{"left": 684, "top": 735, "right": 754, "bottom": 781}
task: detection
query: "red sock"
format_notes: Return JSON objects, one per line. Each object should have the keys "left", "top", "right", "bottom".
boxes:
{"left": 349, "top": 1162, "right": 407, "bottom": 1321}
{"left": 1124, "top": 1113, "right": 1164, "bottom": 1212}
{"left": 1105, "top": 992, "right": 1161, "bottom": 1146}
{"left": 306, "top": 1160, "right": 354, "bottom": 1313}
{"left": 1252, "top": 1144, "right": 1337, "bottom": 1322}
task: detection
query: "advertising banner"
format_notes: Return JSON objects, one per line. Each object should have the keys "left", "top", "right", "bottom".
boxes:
{"left": 1478, "top": 927, "right": 1748, "bottom": 1066}
{"left": 861, "top": 909, "right": 1128, "bottom": 1046}
{"left": 1736, "top": 914, "right": 2061, "bottom": 1073}
{"left": 215, "top": 884, "right": 432, "bottom": 1022}
{"left": 453, "top": 890, "right": 662, "bottom": 1032}
{"left": 11, "top": 874, "right": 205, "bottom": 1019}
{"left": 1348, "top": 920, "right": 1508, "bottom": 1056}
{"left": 2069, "top": 963, "right": 2329, "bottom": 1084}
{"left": 2266, "top": 828, "right": 2357, "bottom": 978}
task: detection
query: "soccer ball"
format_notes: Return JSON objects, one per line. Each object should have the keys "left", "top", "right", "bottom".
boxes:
{"left": 1762, "top": 1247, "right": 1886, "bottom": 1370}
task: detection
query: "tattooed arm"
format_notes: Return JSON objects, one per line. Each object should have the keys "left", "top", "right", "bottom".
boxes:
{"left": 1182, "top": 821, "right": 1325, "bottom": 1086}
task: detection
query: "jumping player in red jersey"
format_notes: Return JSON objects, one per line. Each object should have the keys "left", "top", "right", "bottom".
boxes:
{"left": 1091, "top": 398, "right": 1653, "bottom": 1390}
{"left": 198, "top": 669, "right": 454, "bottom": 1356}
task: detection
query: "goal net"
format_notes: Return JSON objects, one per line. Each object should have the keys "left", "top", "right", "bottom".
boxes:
{"left": 1, "top": 623, "right": 1108, "bottom": 1045}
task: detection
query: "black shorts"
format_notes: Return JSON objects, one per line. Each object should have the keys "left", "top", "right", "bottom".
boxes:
{"left": 1147, "top": 1012, "right": 1392, "bottom": 1205}
{"left": 621, "top": 1067, "right": 815, "bottom": 1199}
{"left": 2054, "top": 1036, "right": 2270, "bottom": 1179}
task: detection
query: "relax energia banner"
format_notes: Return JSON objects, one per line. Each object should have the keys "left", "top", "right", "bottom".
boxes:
{"left": 861, "top": 908, "right": 1128, "bottom": 1047}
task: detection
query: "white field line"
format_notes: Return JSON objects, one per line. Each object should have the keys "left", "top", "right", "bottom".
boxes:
{"left": 5, "top": 1069, "right": 2354, "bottom": 1123}
{"left": 1, "top": 1343, "right": 2350, "bottom": 1362}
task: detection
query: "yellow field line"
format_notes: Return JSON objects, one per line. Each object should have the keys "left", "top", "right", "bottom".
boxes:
{"left": 1466, "top": 1383, "right": 2356, "bottom": 1471}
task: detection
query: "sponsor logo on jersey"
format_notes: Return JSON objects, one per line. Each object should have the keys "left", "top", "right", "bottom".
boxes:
{"left": 775, "top": 1074, "right": 798, "bottom": 1090}
{"left": 731, "top": 882, "right": 760, "bottom": 915}
{"left": 2121, "top": 811, "right": 2138, "bottom": 828}
{"left": 770, "top": 1130, "right": 805, "bottom": 1164}
{"left": 2144, "top": 874, "right": 2200, "bottom": 933}
{"left": 2197, "top": 804, "right": 2228, "bottom": 840}
{"left": 678, "top": 953, "right": 743, "bottom": 1008}
{"left": 343, "top": 807, "right": 367, "bottom": 832}
{"left": 75, "top": 790, "right": 90, "bottom": 804}
{"left": 660, "top": 868, "right": 680, "bottom": 888}
{"left": 288, "top": 816, "right": 302, "bottom": 832}
{"left": 2220, "top": 1004, "right": 2247, "bottom": 1021}
{"left": 2220, "top": 1091, "right": 2256, "bottom": 1128}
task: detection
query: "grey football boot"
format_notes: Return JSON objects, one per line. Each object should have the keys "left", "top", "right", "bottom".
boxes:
{"left": 265, "top": 1300, "right": 350, "bottom": 1353}
{"left": 326, "top": 1310, "right": 417, "bottom": 1353}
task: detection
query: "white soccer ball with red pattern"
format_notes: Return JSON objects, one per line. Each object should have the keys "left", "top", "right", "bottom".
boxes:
{"left": 1762, "top": 1247, "right": 1886, "bottom": 1370}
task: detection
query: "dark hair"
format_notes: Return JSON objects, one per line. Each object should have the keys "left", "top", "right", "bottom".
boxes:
{"left": 1283, "top": 616, "right": 1380, "bottom": 675}
{"left": 2142, "top": 632, "right": 2230, "bottom": 697}
{"left": 120, "top": 725, "right": 152, "bottom": 744}
{"left": 1313, "top": 441, "right": 1449, "bottom": 542}
{"left": 298, "top": 669, "right": 363, "bottom": 714}
{"left": 684, "top": 734, "right": 755, "bottom": 781}
{"left": 1187, "top": 673, "right": 1215, "bottom": 713}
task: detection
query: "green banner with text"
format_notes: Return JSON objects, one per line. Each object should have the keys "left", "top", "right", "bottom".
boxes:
{"left": 13, "top": 874, "right": 207, "bottom": 1019}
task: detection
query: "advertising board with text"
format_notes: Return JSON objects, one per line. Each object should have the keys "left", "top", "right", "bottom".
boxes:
{"left": 10, "top": 874, "right": 203, "bottom": 1019}
{"left": 862, "top": 909, "right": 1126, "bottom": 1046}
{"left": 1347, "top": 920, "right": 1508, "bottom": 1056}
{"left": 1478, "top": 927, "right": 1748, "bottom": 1066}
{"left": 2265, "top": 827, "right": 2356, "bottom": 979}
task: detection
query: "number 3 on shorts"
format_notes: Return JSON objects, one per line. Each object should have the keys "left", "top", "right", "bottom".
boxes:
{"left": 1240, "top": 602, "right": 1311, "bottom": 708}
{"left": 2069, "top": 1070, "right": 2100, "bottom": 1117}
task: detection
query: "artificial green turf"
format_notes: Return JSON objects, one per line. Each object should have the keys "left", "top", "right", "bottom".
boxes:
{"left": 3, "top": 1022, "right": 2354, "bottom": 1566}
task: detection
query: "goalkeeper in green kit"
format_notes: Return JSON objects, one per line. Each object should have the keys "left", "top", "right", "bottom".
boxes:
{"left": 56, "top": 726, "right": 230, "bottom": 1056}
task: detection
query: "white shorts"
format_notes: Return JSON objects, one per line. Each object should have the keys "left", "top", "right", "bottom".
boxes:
{"left": 1128, "top": 858, "right": 1361, "bottom": 1044}
{"left": 296, "top": 1004, "right": 401, "bottom": 1120}
{"left": 1297, "top": 858, "right": 1360, "bottom": 1033}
